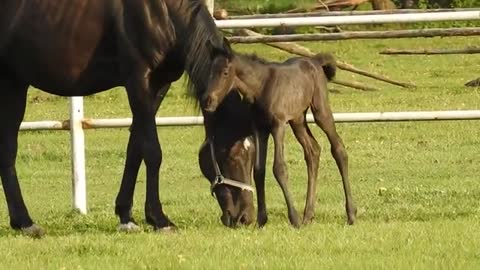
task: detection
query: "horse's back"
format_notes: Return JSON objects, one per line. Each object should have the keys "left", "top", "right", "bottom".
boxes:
{"left": 0, "top": 0, "right": 176, "bottom": 96}
{"left": 0, "top": 0, "right": 120, "bottom": 92}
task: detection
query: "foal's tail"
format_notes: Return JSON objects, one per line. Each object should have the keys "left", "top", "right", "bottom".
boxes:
{"left": 312, "top": 53, "right": 336, "bottom": 81}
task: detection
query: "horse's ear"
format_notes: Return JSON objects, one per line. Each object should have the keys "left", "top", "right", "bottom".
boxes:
{"left": 222, "top": 37, "right": 233, "bottom": 58}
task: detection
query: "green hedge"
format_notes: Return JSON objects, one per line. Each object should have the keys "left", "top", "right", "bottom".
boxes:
{"left": 392, "top": 0, "right": 479, "bottom": 8}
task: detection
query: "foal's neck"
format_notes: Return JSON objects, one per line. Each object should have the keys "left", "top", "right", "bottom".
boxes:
{"left": 233, "top": 54, "right": 270, "bottom": 103}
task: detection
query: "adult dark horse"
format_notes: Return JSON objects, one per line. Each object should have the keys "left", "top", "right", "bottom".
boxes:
{"left": 0, "top": 0, "right": 234, "bottom": 236}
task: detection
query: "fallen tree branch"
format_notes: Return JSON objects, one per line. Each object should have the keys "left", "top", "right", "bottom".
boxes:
{"left": 332, "top": 79, "right": 379, "bottom": 91}
{"left": 336, "top": 61, "right": 415, "bottom": 88}
{"left": 465, "top": 77, "right": 480, "bottom": 87}
{"left": 238, "top": 29, "right": 416, "bottom": 89}
{"left": 380, "top": 47, "right": 480, "bottom": 55}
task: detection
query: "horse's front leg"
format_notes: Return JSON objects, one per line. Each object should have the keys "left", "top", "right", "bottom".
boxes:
{"left": 0, "top": 79, "right": 43, "bottom": 237}
{"left": 271, "top": 122, "right": 300, "bottom": 228}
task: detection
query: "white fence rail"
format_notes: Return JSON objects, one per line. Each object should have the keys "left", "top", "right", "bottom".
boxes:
{"left": 215, "top": 11, "right": 480, "bottom": 28}
{"left": 20, "top": 8, "right": 479, "bottom": 213}
{"left": 20, "top": 110, "right": 480, "bottom": 131}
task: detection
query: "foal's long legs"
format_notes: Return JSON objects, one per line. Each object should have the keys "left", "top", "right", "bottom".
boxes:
{"left": 312, "top": 90, "right": 356, "bottom": 225}
{"left": 0, "top": 79, "right": 43, "bottom": 237}
{"left": 253, "top": 128, "right": 269, "bottom": 227}
{"left": 271, "top": 122, "right": 301, "bottom": 227}
{"left": 289, "top": 115, "right": 321, "bottom": 224}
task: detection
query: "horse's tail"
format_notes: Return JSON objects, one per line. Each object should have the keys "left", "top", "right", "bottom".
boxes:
{"left": 312, "top": 53, "right": 336, "bottom": 81}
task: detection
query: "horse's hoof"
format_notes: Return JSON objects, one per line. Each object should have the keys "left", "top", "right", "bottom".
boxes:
{"left": 155, "top": 226, "right": 177, "bottom": 234}
{"left": 21, "top": 224, "right": 45, "bottom": 238}
{"left": 118, "top": 222, "right": 141, "bottom": 232}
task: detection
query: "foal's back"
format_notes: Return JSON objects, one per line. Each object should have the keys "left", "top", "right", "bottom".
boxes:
{"left": 261, "top": 54, "right": 336, "bottom": 121}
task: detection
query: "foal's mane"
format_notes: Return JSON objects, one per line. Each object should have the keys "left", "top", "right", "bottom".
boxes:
{"left": 237, "top": 53, "right": 274, "bottom": 65}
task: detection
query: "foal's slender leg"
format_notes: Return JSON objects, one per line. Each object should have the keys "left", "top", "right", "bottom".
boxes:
{"left": 289, "top": 115, "right": 321, "bottom": 224}
{"left": 271, "top": 122, "right": 301, "bottom": 227}
{"left": 115, "top": 84, "right": 171, "bottom": 230}
{"left": 253, "top": 128, "right": 269, "bottom": 227}
{"left": 312, "top": 92, "right": 356, "bottom": 225}
{"left": 0, "top": 79, "right": 43, "bottom": 237}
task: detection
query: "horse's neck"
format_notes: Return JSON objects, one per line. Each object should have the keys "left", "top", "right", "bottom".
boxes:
{"left": 234, "top": 56, "right": 269, "bottom": 101}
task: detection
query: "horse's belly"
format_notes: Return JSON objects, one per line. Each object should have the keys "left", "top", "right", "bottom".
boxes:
{"left": 3, "top": 42, "right": 121, "bottom": 95}
{"left": 1, "top": 0, "right": 120, "bottom": 95}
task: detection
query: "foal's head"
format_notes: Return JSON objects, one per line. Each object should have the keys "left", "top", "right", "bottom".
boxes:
{"left": 201, "top": 38, "right": 236, "bottom": 113}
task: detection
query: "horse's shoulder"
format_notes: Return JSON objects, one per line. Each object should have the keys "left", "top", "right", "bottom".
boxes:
{"left": 116, "top": 0, "right": 176, "bottom": 68}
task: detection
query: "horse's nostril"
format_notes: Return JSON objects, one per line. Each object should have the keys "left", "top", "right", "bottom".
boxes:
{"left": 202, "top": 95, "right": 218, "bottom": 112}
{"left": 202, "top": 96, "right": 211, "bottom": 107}
{"left": 238, "top": 212, "right": 250, "bottom": 225}
{"left": 221, "top": 210, "right": 235, "bottom": 227}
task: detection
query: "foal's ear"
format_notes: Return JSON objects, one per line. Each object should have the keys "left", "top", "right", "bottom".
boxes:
{"left": 222, "top": 37, "right": 233, "bottom": 58}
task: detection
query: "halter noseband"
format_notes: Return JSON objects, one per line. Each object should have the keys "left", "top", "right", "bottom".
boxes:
{"left": 208, "top": 139, "right": 255, "bottom": 197}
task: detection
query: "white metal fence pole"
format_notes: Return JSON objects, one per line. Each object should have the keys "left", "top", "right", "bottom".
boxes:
{"left": 206, "top": 0, "right": 214, "bottom": 15}
{"left": 215, "top": 11, "right": 480, "bottom": 28}
{"left": 70, "top": 97, "right": 87, "bottom": 214}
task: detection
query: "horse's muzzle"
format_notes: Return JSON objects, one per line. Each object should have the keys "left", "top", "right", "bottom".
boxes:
{"left": 201, "top": 95, "right": 219, "bottom": 113}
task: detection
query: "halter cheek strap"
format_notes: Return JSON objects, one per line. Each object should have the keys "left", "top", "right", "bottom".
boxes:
{"left": 208, "top": 139, "right": 254, "bottom": 197}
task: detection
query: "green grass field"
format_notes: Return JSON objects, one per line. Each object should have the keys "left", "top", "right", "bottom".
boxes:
{"left": 1, "top": 36, "right": 479, "bottom": 269}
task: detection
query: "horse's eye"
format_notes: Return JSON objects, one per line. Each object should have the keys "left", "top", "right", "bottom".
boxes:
{"left": 223, "top": 71, "right": 228, "bottom": 76}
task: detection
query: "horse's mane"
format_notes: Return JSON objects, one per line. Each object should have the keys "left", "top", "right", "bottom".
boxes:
{"left": 172, "top": 0, "right": 223, "bottom": 103}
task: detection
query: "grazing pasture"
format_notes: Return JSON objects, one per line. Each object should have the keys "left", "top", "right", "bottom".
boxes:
{"left": 1, "top": 37, "right": 479, "bottom": 268}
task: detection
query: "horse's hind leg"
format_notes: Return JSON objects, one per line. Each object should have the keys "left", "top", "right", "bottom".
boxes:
{"left": 271, "top": 122, "right": 300, "bottom": 228}
{"left": 121, "top": 72, "right": 175, "bottom": 231}
{"left": 0, "top": 78, "right": 43, "bottom": 237}
{"left": 289, "top": 115, "right": 321, "bottom": 225}
{"left": 311, "top": 88, "right": 356, "bottom": 225}
{"left": 115, "top": 83, "right": 171, "bottom": 232}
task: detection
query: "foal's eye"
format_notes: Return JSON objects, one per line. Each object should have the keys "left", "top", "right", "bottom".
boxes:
{"left": 223, "top": 71, "right": 228, "bottom": 76}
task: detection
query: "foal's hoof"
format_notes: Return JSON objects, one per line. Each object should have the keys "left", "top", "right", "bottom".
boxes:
{"left": 347, "top": 207, "right": 358, "bottom": 225}
{"left": 302, "top": 216, "right": 314, "bottom": 225}
{"left": 118, "top": 222, "right": 142, "bottom": 233}
{"left": 21, "top": 224, "right": 45, "bottom": 238}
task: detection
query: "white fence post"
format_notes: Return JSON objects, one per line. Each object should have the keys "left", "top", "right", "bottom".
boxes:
{"left": 206, "top": 0, "right": 214, "bottom": 15}
{"left": 69, "top": 97, "right": 87, "bottom": 214}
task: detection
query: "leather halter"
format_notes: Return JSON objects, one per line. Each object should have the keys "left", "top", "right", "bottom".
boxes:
{"left": 208, "top": 139, "right": 255, "bottom": 197}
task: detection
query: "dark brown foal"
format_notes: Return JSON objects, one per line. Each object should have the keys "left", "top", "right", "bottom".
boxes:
{"left": 202, "top": 51, "right": 356, "bottom": 227}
